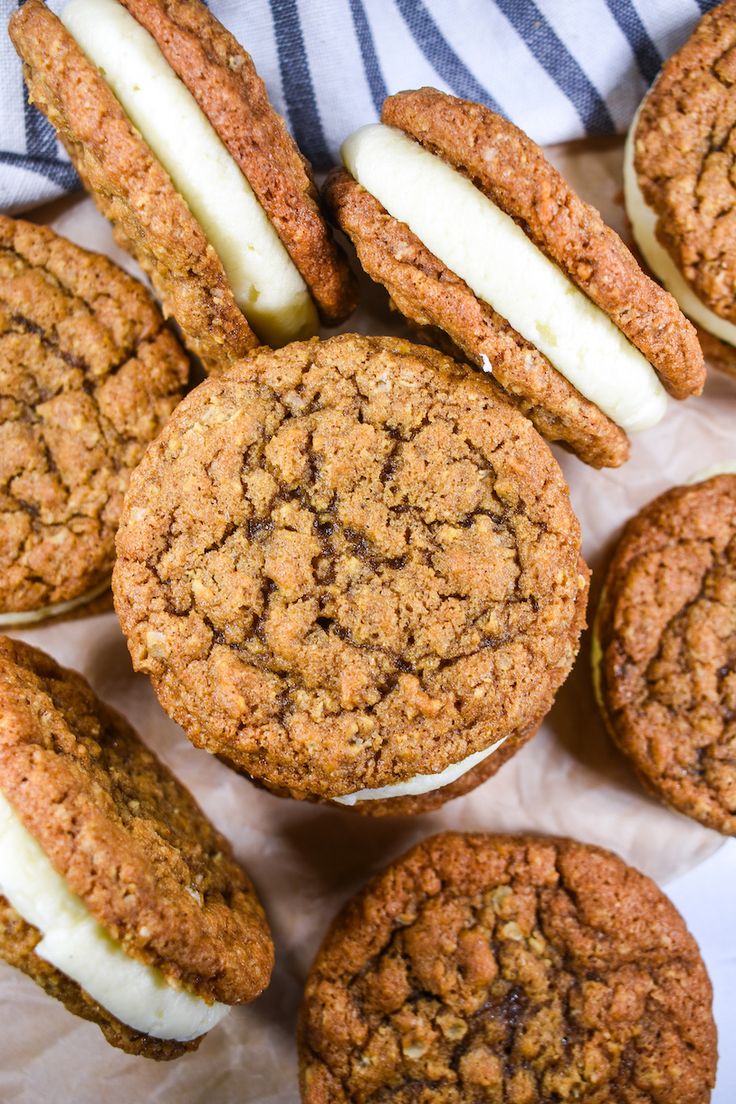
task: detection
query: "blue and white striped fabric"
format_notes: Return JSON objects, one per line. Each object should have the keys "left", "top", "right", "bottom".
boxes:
{"left": 0, "top": 0, "right": 722, "bottom": 212}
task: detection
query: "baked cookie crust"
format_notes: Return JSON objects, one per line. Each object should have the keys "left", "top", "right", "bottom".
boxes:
{"left": 596, "top": 475, "right": 736, "bottom": 834}
{"left": 0, "top": 213, "right": 188, "bottom": 618}
{"left": 299, "top": 832, "right": 717, "bottom": 1104}
{"left": 113, "top": 335, "right": 588, "bottom": 803}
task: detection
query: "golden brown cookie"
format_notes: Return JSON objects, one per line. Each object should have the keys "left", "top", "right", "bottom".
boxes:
{"left": 626, "top": 1, "right": 736, "bottom": 376}
{"left": 633, "top": 1, "right": 736, "bottom": 323}
{"left": 9, "top": 0, "right": 356, "bottom": 367}
{"left": 113, "top": 334, "right": 589, "bottom": 811}
{"left": 0, "top": 635, "right": 274, "bottom": 1058}
{"left": 299, "top": 832, "right": 717, "bottom": 1104}
{"left": 117, "top": 0, "right": 356, "bottom": 325}
{"left": 0, "top": 213, "right": 188, "bottom": 626}
{"left": 325, "top": 88, "right": 704, "bottom": 469}
{"left": 594, "top": 475, "right": 736, "bottom": 835}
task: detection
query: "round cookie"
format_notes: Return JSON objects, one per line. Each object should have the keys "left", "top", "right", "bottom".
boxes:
{"left": 0, "top": 635, "right": 273, "bottom": 1059}
{"left": 594, "top": 474, "right": 736, "bottom": 834}
{"left": 0, "top": 213, "right": 188, "bottom": 626}
{"left": 324, "top": 87, "right": 704, "bottom": 469}
{"left": 299, "top": 832, "right": 717, "bottom": 1103}
{"left": 627, "top": 0, "right": 736, "bottom": 372}
{"left": 9, "top": 0, "right": 356, "bottom": 367}
{"left": 113, "top": 334, "right": 589, "bottom": 811}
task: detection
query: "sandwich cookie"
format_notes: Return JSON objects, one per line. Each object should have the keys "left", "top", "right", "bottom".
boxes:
{"left": 594, "top": 473, "right": 736, "bottom": 834}
{"left": 9, "top": 0, "right": 357, "bottom": 367}
{"left": 299, "top": 832, "right": 717, "bottom": 1103}
{"left": 113, "top": 334, "right": 588, "bottom": 814}
{"left": 0, "top": 636, "right": 273, "bottom": 1059}
{"left": 625, "top": 0, "right": 736, "bottom": 378}
{"left": 0, "top": 214, "right": 188, "bottom": 627}
{"left": 324, "top": 88, "right": 705, "bottom": 469}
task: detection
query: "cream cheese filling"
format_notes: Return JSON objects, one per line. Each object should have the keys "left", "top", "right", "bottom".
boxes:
{"left": 0, "top": 791, "right": 229, "bottom": 1041}
{"left": 333, "top": 733, "right": 510, "bottom": 806}
{"left": 0, "top": 579, "right": 110, "bottom": 628}
{"left": 624, "top": 101, "right": 736, "bottom": 348}
{"left": 61, "top": 0, "right": 318, "bottom": 348}
{"left": 591, "top": 592, "right": 606, "bottom": 713}
{"left": 342, "top": 124, "right": 667, "bottom": 433}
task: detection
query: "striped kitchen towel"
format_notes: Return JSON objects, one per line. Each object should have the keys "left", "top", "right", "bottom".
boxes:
{"left": 0, "top": 0, "right": 721, "bottom": 212}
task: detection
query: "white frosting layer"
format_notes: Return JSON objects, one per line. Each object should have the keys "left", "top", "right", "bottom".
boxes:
{"left": 342, "top": 124, "right": 667, "bottom": 433}
{"left": 686, "top": 461, "right": 736, "bottom": 484}
{"left": 0, "top": 580, "right": 110, "bottom": 627}
{"left": 0, "top": 791, "right": 229, "bottom": 1041}
{"left": 62, "top": 0, "right": 317, "bottom": 347}
{"left": 624, "top": 102, "right": 736, "bottom": 348}
{"left": 333, "top": 733, "right": 510, "bottom": 805}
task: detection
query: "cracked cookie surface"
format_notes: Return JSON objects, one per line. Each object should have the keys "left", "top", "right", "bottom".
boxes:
{"left": 596, "top": 475, "right": 736, "bottom": 834}
{"left": 634, "top": 0, "right": 736, "bottom": 323}
{"left": 113, "top": 334, "right": 588, "bottom": 803}
{"left": 0, "top": 635, "right": 274, "bottom": 1035}
{"left": 0, "top": 214, "right": 188, "bottom": 619}
{"left": 298, "top": 832, "right": 716, "bottom": 1104}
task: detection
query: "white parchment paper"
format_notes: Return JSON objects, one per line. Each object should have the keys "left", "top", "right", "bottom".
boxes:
{"left": 0, "top": 139, "right": 731, "bottom": 1102}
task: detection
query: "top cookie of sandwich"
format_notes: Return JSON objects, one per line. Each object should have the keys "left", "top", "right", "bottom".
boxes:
{"left": 0, "top": 213, "right": 188, "bottom": 624}
{"left": 113, "top": 334, "right": 588, "bottom": 804}
{"left": 9, "top": 0, "right": 356, "bottom": 366}
{"left": 326, "top": 88, "right": 704, "bottom": 469}
{"left": 633, "top": 0, "right": 736, "bottom": 324}
{"left": 595, "top": 474, "right": 736, "bottom": 835}
{"left": 299, "top": 832, "right": 717, "bottom": 1104}
{"left": 0, "top": 635, "right": 273, "bottom": 1012}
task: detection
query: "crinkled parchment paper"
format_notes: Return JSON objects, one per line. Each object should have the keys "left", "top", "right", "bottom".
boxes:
{"left": 0, "top": 139, "right": 730, "bottom": 1103}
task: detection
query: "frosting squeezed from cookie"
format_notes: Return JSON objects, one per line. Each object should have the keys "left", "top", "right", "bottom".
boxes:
{"left": 333, "top": 733, "right": 509, "bottom": 805}
{"left": 342, "top": 124, "right": 667, "bottom": 434}
{"left": 61, "top": 0, "right": 317, "bottom": 347}
{"left": 0, "top": 791, "right": 229, "bottom": 1041}
{"left": 624, "top": 103, "right": 736, "bottom": 348}
{"left": 0, "top": 580, "right": 110, "bottom": 628}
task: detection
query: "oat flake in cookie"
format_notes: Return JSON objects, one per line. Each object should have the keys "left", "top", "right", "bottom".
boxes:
{"left": 626, "top": 0, "right": 736, "bottom": 376}
{"left": 0, "top": 214, "right": 188, "bottom": 627}
{"left": 113, "top": 335, "right": 588, "bottom": 813}
{"left": 594, "top": 474, "right": 736, "bottom": 835}
{"left": 325, "top": 87, "right": 704, "bottom": 469}
{"left": 0, "top": 636, "right": 273, "bottom": 1059}
{"left": 299, "top": 832, "right": 717, "bottom": 1104}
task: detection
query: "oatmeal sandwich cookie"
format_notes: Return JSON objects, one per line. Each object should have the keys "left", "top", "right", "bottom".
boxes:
{"left": 594, "top": 473, "right": 736, "bottom": 835}
{"left": 0, "top": 214, "right": 188, "bottom": 628}
{"left": 299, "top": 832, "right": 717, "bottom": 1103}
{"left": 325, "top": 88, "right": 704, "bottom": 469}
{"left": 9, "top": 0, "right": 356, "bottom": 367}
{"left": 0, "top": 635, "right": 273, "bottom": 1059}
{"left": 113, "top": 334, "right": 588, "bottom": 814}
{"left": 625, "top": 0, "right": 736, "bottom": 377}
